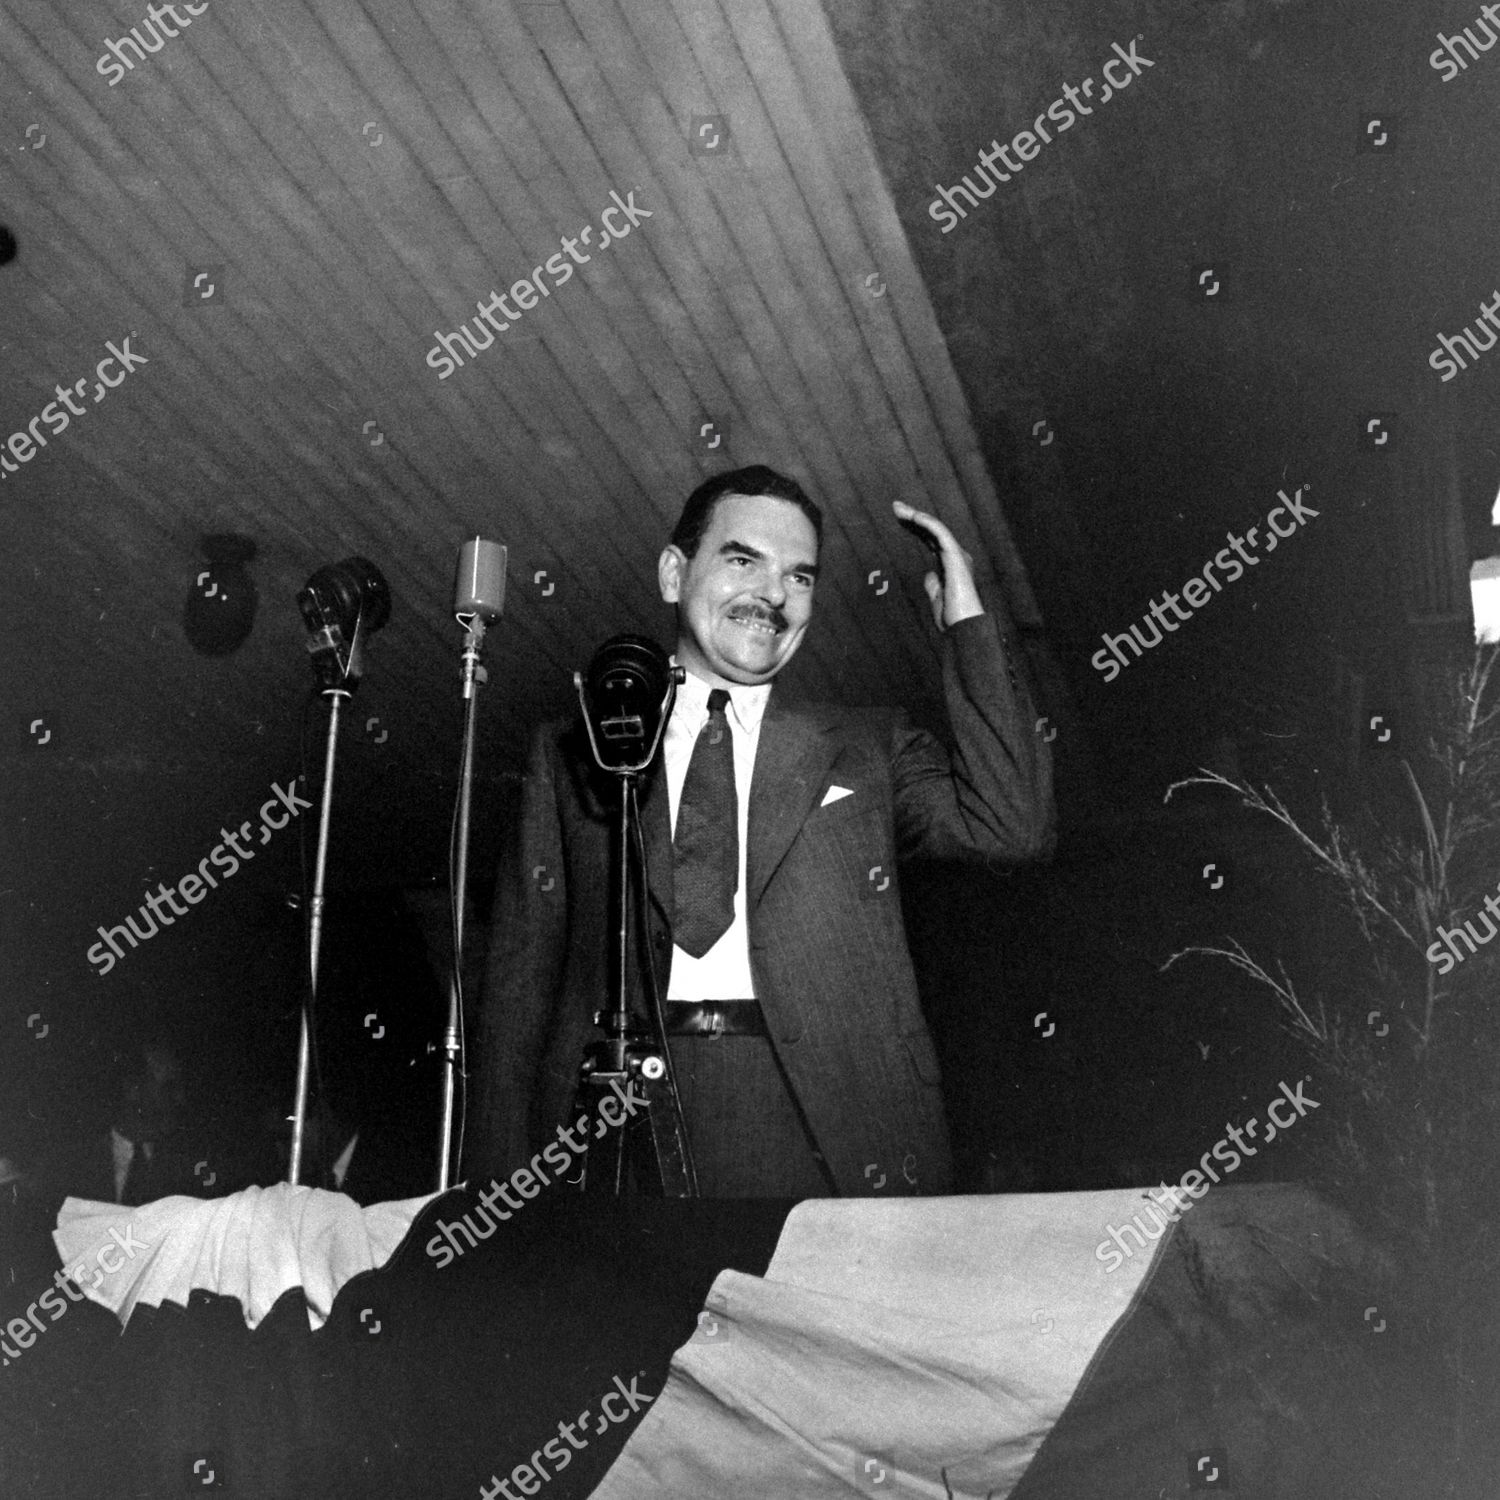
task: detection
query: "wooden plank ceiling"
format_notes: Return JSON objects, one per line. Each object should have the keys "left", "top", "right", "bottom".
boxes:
{"left": 0, "top": 0, "right": 1042, "bottom": 877}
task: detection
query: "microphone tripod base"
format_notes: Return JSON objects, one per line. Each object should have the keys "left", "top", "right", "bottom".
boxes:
{"left": 571, "top": 1043, "right": 696, "bottom": 1197}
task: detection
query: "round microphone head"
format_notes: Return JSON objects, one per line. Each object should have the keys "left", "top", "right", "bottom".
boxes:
{"left": 455, "top": 538, "right": 507, "bottom": 622}
{"left": 579, "top": 634, "right": 676, "bottom": 769}
{"left": 344, "top": 557, "right": 392, "bottom": 631}
{"left": 585, "top": 634, "right": 672, "bottom": 708}
{"left": 310, "top": 556, "right": 390, "bottom": 633}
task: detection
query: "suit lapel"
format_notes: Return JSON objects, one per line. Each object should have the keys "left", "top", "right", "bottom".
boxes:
{"left": 748, "top": 696, "right": 842, "bottom": 911}
{"left": 637, "top": 692, "right": 843, "bottom": 927}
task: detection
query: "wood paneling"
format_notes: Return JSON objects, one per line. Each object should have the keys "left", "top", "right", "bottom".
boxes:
{"left": 0, "top": 0, "right": 1045, "bottom": 879}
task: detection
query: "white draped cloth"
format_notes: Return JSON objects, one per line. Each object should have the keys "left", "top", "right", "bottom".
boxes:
{"left": 53, "top": 1183, "right": 441, "bottom": 1331}
{"left": 593, "top": 1189, "right": 1167, "bottom": 1500}
{"left": 52, "top": 1183, "right": 1179, "bottom": 1498}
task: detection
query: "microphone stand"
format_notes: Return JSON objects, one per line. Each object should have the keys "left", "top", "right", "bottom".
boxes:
{"left": 288, "top": 684, "right": 347, "bottom": 1186}
{"left": 287, "top": 590, "right": 382, "bottom": 1186}
{"left": 436, "top": 614, "right": 487, "bottom": 1190}
{"left": 572, "top": 663, "right": 697, "bottom": 1196}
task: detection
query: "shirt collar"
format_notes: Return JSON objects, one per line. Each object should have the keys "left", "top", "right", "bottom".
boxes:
{"left": 674, "top": 667, "right": 773, "bottom": 735}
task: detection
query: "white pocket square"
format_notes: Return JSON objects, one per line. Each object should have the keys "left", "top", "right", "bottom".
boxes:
{"left": 820, "top": 784, "right": 855, "bottom": 807}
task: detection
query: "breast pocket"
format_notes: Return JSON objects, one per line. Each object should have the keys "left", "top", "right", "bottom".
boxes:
{"left": 807, "top": 788, "right": 871, "bottom": 832}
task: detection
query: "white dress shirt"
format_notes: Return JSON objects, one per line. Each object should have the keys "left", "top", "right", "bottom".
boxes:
{"left": 110, "top": 1126, "right": 152, "bottom": 1203}
{"left": 663, "top": 670, "right": 772, "bottom": 999}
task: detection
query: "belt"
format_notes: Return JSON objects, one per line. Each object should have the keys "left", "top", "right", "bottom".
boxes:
{"left": 663, "top": 1000, "right": 768, "bottom": 1038}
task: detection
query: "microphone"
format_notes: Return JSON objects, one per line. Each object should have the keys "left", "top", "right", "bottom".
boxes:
{"left": 575, "top": 635, "right": 682, "bottom": 775}
{"left": 297, "top": 556, "right": 391, "bottom": 689}
{"left": 454, "top": 537, "right": 507, "bottom": 624}
{"left": 441, "top": 540, "right": 510, "bottom": 1180}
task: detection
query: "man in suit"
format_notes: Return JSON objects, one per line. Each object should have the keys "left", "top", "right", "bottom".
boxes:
{"left": 468, "top": 465, "right": 1054, "bottom": 1196}
{"left": 37, "top": 1041, "right": 202, "bottom": 1207}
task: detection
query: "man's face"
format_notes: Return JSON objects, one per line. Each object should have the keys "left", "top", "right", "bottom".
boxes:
{"left": 659, "top": 493, "right": 819, "bottom": 687}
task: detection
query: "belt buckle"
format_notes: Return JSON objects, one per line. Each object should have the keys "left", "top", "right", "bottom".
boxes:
{"left": 705, "top": 1007, "right": 726, "bottom": 1040}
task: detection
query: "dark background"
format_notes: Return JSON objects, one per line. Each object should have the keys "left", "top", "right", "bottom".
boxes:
{"left": 1, "top": 0, "right": 1493, "bottom": 1206}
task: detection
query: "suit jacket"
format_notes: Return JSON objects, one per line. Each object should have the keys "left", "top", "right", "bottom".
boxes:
{"left": 42, "top": 1129, "right": 205, "bottom": 1208}
{"left": 466, "top": 612, "right": 1054, "bottom": 1195}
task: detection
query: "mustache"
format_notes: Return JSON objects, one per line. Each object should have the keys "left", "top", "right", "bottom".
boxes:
{"left": 728, "top": 605, "right": 787, "bottom": 631}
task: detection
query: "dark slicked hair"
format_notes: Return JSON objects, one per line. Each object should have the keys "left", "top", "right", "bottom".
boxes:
{"left": 670, "top": 465, "right": 823, "bottom": 560}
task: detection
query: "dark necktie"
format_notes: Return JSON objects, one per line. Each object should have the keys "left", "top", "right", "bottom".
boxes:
{"left": 122, "top": 1141, "right": 157, "bottom": 1206}
{"left": 673, "top": 688, "right": 738, "bottom": 958}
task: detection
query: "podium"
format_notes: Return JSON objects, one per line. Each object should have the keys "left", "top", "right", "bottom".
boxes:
{"left": 3, "top": 1180, "right": 1477, "bottom": 1500}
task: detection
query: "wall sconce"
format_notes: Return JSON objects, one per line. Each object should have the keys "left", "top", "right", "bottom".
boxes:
{"left": 184, "top": 533, "right": 258, "bottom": 656}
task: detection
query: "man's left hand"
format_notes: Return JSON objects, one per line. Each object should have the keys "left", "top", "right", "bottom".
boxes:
{"left": 892, "top": 501, "right": 984, "bottom": 631}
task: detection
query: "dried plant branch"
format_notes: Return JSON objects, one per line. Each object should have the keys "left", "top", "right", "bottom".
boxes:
{"left": 1164, "top": 771, "right": 1421, "bottom": 951}
{"left": 1161, "top": 940, "right": 1330, "bottom": 1045}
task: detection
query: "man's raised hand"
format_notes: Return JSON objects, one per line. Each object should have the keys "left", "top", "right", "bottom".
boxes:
{"left": 892, "top": 501, "right": 983, "bottom": 631}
